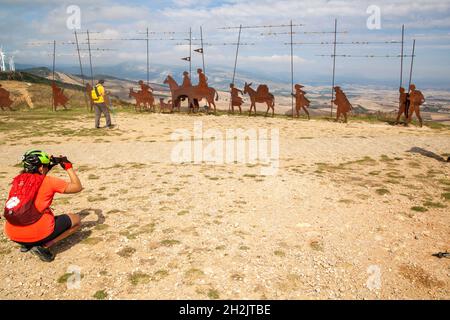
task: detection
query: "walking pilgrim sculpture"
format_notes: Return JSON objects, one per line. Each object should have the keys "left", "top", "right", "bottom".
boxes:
{"left": 406, "top": 84, "right": 425, "bottom": 127}
{"left": 395, "top": 87, "right": 409, "bottom": 125}
{"left": 292, "top": 84, "right": 311, "bottom": 119}
{"left": 51, "top": 82, "right": 69, "bottom": 111}
{"left": 333, "top": 86, "right": 353, "bottom": 123}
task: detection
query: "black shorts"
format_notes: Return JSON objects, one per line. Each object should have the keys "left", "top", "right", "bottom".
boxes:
{"left": 16, "top": 214, "right": 73, "bottom": 247}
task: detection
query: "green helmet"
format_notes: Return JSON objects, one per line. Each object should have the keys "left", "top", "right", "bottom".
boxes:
{"left": 22, "top": 149, "right": 51, "bottom": 173}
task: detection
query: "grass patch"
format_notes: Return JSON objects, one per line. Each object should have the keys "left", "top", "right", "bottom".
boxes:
{"left": 57, "top": 272, "right": 83, "bottom": 284}
{"left": 207, "top": 289, "right": 220, "bottom": 300}
{"left": 93, "top": 290, "right": 108, "bottom": 300}
{"left": 177, "top": 210, "right": 189, "bottom": 216}
{"left": 0, "top": 248, "right": 12, "bottom": 255}
{"left": 153, "top": 270, "right": 169, "bottom": 281}
{"left": 95, "top": 224, "right": 109, "bottom": 231}
{"left": 386, "top": 172, "right": 405, "bottom": 179}
{"left": 442, "top": 193, "right": 450, "bottom": 201}
{"left": 274, "top": 250, "right": 286, "bottom": 257}
{"left": 411, "top": 206, "right": 428, "bottom": 213}
{"left": 160, "top": 239, "right": 181, "bottom": 247}
{"left": 423, "top": 201, "right": 447, "bottom": 209}
{"left": 309, "top": 240, "right": 324, "bottom": 252}
{"left": 117, "top": 246, "right": 136, "bottom": 258}
{"left": 376, "top": 188, "right": 390, "bottom": 196}
{"left": 87, "top": 196, "right": 108, "bottom": 202}
{"left": 129, "top": 271, "right": 151, "bottom": 286}
{"left": 81, "top": 237, "right": 103, "bottom": 245}
{"left": 380, "top": 155, "right": 395, "bottom": 162}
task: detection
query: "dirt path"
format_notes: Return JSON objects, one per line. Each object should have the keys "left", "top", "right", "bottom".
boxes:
{"left": 0, "top": 113, "right": 449, "bottom": 300}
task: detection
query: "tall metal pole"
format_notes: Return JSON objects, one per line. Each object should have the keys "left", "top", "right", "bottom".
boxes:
{"left": 52, "top": 40, "right": 56, "bottom": 112}
{"left": 408, "top": 39, "right": 416, "bottom": 91}
{"left": 400, "top": 24, "right": 405, "bottom": 89}
{"left": 87, "top": 30, "right": 94, "bottom": 86}
{"left": 330, "top": 19, "right": 338, "bottom": 118}
{"left": 230, "top": 24, "right": 242, "bottom": 113}
{"left": 189, "top": 27, "right": 192, "bottom": 76}
{"left": 74, "top": 30, "right": 89, "bottom": 111}
{"left": 290, "top": 20, "right": 294, "bottom": 119}
{"left": 200, "top": 26, "right": 206, "bottom": 73}
{"left": 232, "top": 24, "right": 242, "bottom": 85}
{"left": 146, "top": 27, "right": 149, "bottom": 85}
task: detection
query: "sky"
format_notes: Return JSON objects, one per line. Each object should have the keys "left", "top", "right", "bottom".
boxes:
{"left": 0, "top": 0, "right": 449, "bottom": 88}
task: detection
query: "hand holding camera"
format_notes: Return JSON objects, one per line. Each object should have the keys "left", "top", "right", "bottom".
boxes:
{"left": 50, "top": 156, "right": 73, "bottom": 171}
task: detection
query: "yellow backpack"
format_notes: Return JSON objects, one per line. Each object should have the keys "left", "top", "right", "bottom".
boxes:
{"left": 91, "top": 85, "right": 101, "bottom": 101}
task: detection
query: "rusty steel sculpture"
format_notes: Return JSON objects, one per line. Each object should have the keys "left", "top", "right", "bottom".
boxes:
{"left": 243, "top": 82, "right": 275, "bottom": 117}
{"left": 333, "top": 86, "right": 353, "bottom": 123}
{"left": 159, "top": 98, "right": 173, "bottom": 113}
{"left": 406, "top": 84, "right": 425, "bottom": 127}
{"left": 0, "top": 84, "right": 13, "bottom": 111}
{"left": 292, "top": 84, "right": 310, "bottom": 119}
{"left": 395, "top": 87, "right": 409, "bottom": 125}
{"left": 85, "top": 83, "right": 95, "bottom": 112}
{"left": 163, "top": 70, "right": 219, "bottom": 114}
{"left": 129, "top": 80, "right": 156, "bottom": 112}
{"left": 51, "top": 82, "right": 69, "bottom": 111}
{"left": 229, "top": 83, "right": 244, "bottom": 114}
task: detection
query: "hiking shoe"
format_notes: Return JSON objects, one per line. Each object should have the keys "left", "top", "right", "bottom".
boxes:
{"left": 20, "top": 245, "right": 32, "bottom": 253}
{"left": 30, "top": 246, "right": 55, "bottom": 262}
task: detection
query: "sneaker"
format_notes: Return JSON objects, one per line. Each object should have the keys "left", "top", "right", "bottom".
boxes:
{"left": 106, "top": 124, "right": 116, "bottom": 129}
{"left": 30, "top": 246, "right": 55, "bottom": 262}
{"left": 20, "top": 245, "right": 32, "bottom": 253}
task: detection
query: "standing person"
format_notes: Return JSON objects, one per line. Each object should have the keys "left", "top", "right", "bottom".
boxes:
{"left": 91, "top": 79, "right": 113, "bottom": 129}
{"left": 407, "top": 84, "right": 425, "bottom": 127}
{"left": 3, "top": 150, "right": 83, "bottom": 262}
{"left": 292, "top": 84, "right": 311, "bottom": 120}
{"left": 395, "top": 87, "right": 409, "bottom": 125}
{"left": 333, "top": 86, "right": 353, "bottom": 123}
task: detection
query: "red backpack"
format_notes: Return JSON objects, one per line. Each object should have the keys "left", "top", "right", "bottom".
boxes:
{"left": 3, "top": 173, "right": 46, "bottom": 226}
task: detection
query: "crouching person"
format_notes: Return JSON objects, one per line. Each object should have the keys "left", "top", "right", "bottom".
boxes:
{"left": 3, "top": 150, "right": 83, "bottom": 262}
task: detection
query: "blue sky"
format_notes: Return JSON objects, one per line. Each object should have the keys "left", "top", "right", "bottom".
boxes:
{"left": 0, "top": 0, "right": 449, "bottom": 87}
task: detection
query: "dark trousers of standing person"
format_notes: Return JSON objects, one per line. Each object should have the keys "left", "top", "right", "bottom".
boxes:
{"left": 94, "top": 102, "right": 112, "bottom": 128}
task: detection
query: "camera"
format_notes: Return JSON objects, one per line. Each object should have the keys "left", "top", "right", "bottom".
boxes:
{"left": 50, "top": 156, "right": 69, "bottom": 167}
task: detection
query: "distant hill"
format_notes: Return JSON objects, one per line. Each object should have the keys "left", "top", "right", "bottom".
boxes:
{"left": 0, "top": 71, "right": 84, "bottom": 91}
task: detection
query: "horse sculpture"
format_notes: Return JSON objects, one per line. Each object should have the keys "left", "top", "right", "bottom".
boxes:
{"left": 163, "top": 75, "right": 219, "bottom": 114}
{"left": 129, "top": 88, "right": 155, "bottom": 112}
{"left": 243, "top": 82, "right": 275, "bottom": 117}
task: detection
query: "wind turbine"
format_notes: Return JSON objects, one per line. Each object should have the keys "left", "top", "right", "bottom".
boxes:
{"left": 9, "top": 55, "right": 15, "bottom": 72}
{"left": 0, "top": 47, "right": 6, "bottom": 72}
